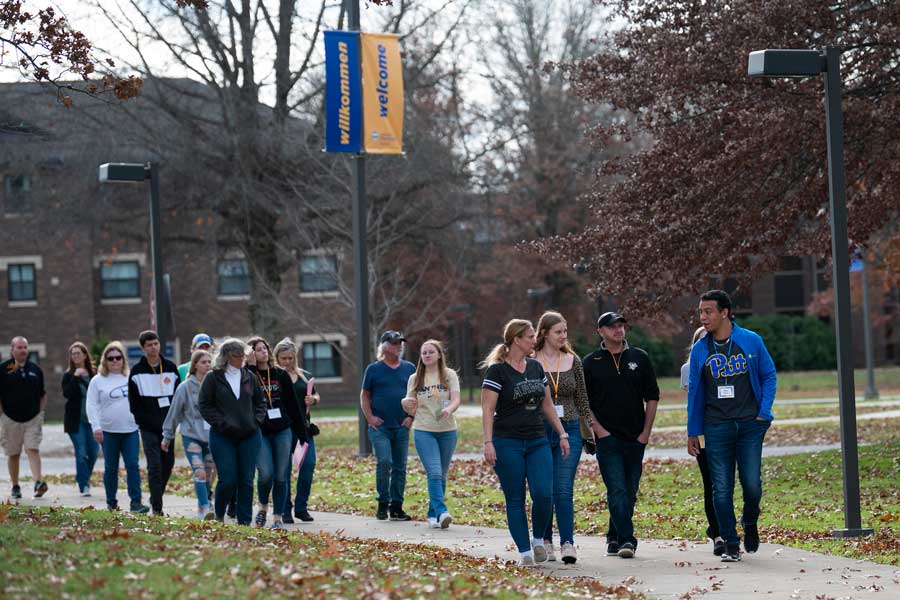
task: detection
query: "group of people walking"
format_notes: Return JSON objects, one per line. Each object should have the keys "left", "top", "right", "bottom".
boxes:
{"left": 1, "top": 288, "right": 775, "bottom": 564}
{"left": 0, "top": 331, "right": 321, "bottom": 527}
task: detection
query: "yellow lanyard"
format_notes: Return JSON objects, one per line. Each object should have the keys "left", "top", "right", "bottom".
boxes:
{"left": 256, "top": 369, "right": 273, "bottom": 407}
{"left": 610, "top": 349, "right": 624, "bottom": 374}
{"left": 541, "top": 352, "right": 562, "bottom": 399}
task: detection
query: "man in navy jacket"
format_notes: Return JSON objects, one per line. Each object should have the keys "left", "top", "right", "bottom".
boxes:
{"left": 687, "top": 290, "right": 777, "bottom": 562}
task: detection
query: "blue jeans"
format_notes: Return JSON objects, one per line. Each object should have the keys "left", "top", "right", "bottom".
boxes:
{"left": 210, "top": 429, "right": 262, "bottom": 525}
{"left": 69, "top": 421, "right": 99, "bottom": 491}
{"left": 368, "top": 425, "right": 410, "bottom": 506}
{"left": 704, "top": 419, "right": 770, "bottom": 548}
{"left": 182, "top": 435, "right": 213, "bottom": 510}
{"left": 101, "top": 430, "right": 142, "bottom": 508}
{"left": 257, "top": 427, "right": 293, "bottom": 516}
{"left": 542, "top": 419, "right": 583, "bottom": 545}
{"left": 493, "top": 436, "right": 553, "bottom": 553}
{"left": 413, "top": 429, "right": 458, "bottom": 518}
{"left": 595, "top": 435, "right": 646, "bottom": 546}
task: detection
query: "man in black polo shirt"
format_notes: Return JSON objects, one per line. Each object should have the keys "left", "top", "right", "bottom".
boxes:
{"left": 0, "top": 336, "right": 48, "bottom": 499}
{"left": 583, "top": 312, "right": 659, "bottom": 559}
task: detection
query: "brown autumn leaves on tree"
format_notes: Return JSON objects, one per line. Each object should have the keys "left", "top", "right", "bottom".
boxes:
{"left": 528, "top": 0, "right": 900, "bottom": 317}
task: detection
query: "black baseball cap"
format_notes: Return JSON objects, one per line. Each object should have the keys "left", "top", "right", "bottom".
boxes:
{"left": 597, "top": 312, "right": 627, "bottom": 328}
{"left": 380, "top": 330, "right": 406, "bottom": 344}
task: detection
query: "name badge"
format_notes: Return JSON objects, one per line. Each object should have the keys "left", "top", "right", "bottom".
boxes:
{"left": 717, "top": 385, "right": 735, "bottom": 399}
{"left": 267, "top": 408, "right": 282, "bottom": 420}
{"left": 158, "top": 397, "right": 171, "bottom": 408}
{"left": 203, "top": 420, "right": 211, "bottom": 430}
{"left": 554, "top": 405, "right": 564, "bottom": 418}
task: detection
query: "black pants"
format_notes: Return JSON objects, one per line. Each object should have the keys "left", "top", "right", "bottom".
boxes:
{"left": 696, "top": 448, "right": 720, "bottom": 539}
{"left": 140, "top": 429, "right": 175, "bottom": 513}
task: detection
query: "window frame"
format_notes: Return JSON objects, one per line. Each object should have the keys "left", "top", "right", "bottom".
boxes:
{"left": 299, "top": 254, "right": 339, "bottom": 294}
{"left": 100, "top": 260, "right": 141, "bottom": 300}
{"left": 301, "top": 340, "right": 342, "bottom": 379}
{"left": 217, "top": 258, "right": 251, "bottom": 297}
{"left": 7, "top": 263, "right": 37, "bottom": 302}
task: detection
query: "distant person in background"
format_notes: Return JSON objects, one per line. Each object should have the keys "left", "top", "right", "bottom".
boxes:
{"left": 687, "top": 289, "right": 777, "bottom": 562}
{"left": 62, "top": 341, "right": 98, "bottom": 497}
{"left": 87, "top": 342, "right": 148, "bottom": 513}
{"left": 0, "top": 336, "right": 48, "bottom": 500}
{"left": 361, "top": 330, "right": 417, "bottom": 522}
{"left": 162, "top": 349, "right": 216, "bottom": 520}
{"left": 273, "top": 338, "right": 320, "bottom": 524}
{"left": 178, "top": 333, "right": 214, "bottom": 382}
{"left": 681, "top": 326, "right": 723, "bottom": 556}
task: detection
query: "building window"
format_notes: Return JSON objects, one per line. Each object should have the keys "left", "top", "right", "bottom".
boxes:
{"left": 722, "top": 276, "right": 752, "bottom": 314}
{"left": 27, "top": 351, "right": 40, "bottom": 365}
{"left": 3, "top": 175, "right": 31, "bottom": 214}
{"left": 302, "top": 341, "right": 341, "bottom": 378}
{"left": 101, "top": 261, "right": 140, "bottom": 299}
{"left": 8, "top": 263, "right": 36, "bottom": 301}
{"left": 300, "top": 255, "right": 338, "bottom": 293}
{"left": 217, "top": 259, "right": 250, "bottom": 296}
{"left": 774, "top": 256, "right": 805, "bottom": 314}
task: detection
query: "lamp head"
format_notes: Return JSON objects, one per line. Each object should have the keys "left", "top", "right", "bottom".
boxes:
{"left": 98, "top": 163, "right": 148, "bottom": 182}
{"left": 748, "top": 49, "right": 824, "bottom": 78}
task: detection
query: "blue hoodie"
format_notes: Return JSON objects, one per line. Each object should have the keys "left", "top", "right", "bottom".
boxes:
{"left": 687, "top": 321, "right": 777, "bottom": 436}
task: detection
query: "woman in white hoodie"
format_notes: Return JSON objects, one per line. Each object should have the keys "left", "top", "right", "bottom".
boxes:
{"left": 86, "top": 341, "right": 148, "bottom": 513}
{"left": 162, "top": 350, "right": 216, "bottom": 519}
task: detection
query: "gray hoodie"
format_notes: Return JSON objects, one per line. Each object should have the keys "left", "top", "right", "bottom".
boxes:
{"left": 162, "top": 375, "right": 210, "bottom": 443}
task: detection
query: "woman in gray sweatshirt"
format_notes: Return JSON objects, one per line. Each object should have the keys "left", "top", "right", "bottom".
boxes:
{"left": 162, "top": 350, "right": 215, "bottom": 519}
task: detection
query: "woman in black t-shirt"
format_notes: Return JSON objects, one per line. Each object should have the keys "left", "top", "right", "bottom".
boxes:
{"left": 481, "top": 319, "right": 570, "bottom": 567}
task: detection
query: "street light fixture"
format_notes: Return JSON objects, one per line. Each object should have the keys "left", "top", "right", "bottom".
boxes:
{"left": 98, "top": 162, "right": 172, "bottom": 355}
{"left": 748, "top": 47, "right": 873, "bottom": 538}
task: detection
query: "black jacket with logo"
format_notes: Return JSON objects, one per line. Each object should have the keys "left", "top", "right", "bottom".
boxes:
{"left": 198, "top": 368, "right": 267, "bottom": 441}
{"left": 128, "top": 356, "right": 181, "bottom": 434}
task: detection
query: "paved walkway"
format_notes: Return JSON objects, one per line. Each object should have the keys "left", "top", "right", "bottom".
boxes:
{"left": 10, "top": 487, "right": 899, "bottom": 600}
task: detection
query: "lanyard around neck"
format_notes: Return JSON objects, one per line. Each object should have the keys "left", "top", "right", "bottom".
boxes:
{"left": 256, "top": 368, "right": 273, "bottom": 406}
{"left": 540, "top": 351, "right": 561, "bottom": 399}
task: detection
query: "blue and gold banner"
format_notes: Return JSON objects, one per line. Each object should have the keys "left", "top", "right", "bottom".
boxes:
{"left": 361, "top": 33, "right": 404, "bottom": 154}
{"left": 324, "top": 30, "right": 362, "bottom": 153}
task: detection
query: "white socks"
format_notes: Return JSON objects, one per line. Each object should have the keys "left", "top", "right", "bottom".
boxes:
{"left": 532, "top": 537, "right": 545, "bottom": 548}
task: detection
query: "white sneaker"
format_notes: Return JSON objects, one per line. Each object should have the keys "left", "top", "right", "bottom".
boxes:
{"left": 560, "top": 542, "right": 577, "bottom": 564}
{"left": 428, "top": 517, "right": 440, "bottom": 529}
{"left": 519, "top": 554, "right": 536, "bottom": 567}
{"left": 545, "top": 542, "right": 557, "bottom": 562}
{"left": 533, "top": 544, "right": 548, "bottom": 564}
{"left": 80, "top": 486, "right": 91, "bottom": 497}
{"left": 438, "top": 512, "right": 452, "bottom": 529}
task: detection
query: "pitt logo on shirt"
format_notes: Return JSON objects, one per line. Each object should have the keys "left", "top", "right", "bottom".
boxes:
{"left": 706, "top": 353, "right": 748, "bottom": 380}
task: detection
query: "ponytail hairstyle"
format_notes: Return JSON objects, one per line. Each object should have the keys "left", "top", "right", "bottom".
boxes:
{"left": 687, "top": 326, "right": 707, "bottom": 360}
{"left": 413, "top": 339, "right": 451, "bottom": 391}
{"left": 479, "top": 319, "right": 533, "bottom": 368}
{"left": 534, "top": 311, "right": 575, "bottom": 354}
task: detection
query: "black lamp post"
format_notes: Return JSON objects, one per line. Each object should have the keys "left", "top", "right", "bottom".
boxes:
{"left": 98, "top": 162, "right": 171, "bottom": 353}
{"left": 748, "top": 48, "right": 873, "bottom": 538}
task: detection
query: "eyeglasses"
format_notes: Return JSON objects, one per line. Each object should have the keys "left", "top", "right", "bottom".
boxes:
{"left": 106, "top": 355, "right": 124, "bottom": 362}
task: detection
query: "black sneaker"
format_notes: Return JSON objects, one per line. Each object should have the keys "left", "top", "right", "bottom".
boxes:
{"left": 254, "top": 510, "right": 267, "bottom": 528}
{"left": 130, "top": 503, "right": 150, "bottom": 514}
{"left": 376, "top": 502, "right": 389, "bottom": 520}
{"left": 281, "top": 512, "right": 295, "bottom": 525}
{"left": 11, "top": 485, "right": 22, "bottom": 499}
{"left": 606, "top": 541, "right": 619, "bottom": 556}
{"left": 297, "top": 510, "right": 314, "bottom": 522}
{"left": 227, "top": 501, "right": 237, "bottom": 520}
{"left": 108, "top": 500, "right": 119, "bottom": 511}
{"left": 389, "top": 506, "right": 411, "bottom": 521}
{"left": 721, "top": 546, "right": 741, "bottom": 562}
{"left": 617, "top": 541, "right": 636, "bottom": 558}
{"left": 713, "top": 539, "right": 726, "bottom": 556}
{"left": 34, "top": 481, "right": 48, "bottom": 498}
{"left": 743, "top": 521, "right": 760, "bottom": 553}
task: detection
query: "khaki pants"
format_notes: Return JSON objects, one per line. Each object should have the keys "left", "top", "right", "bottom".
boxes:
{"left": 0, "top": 411, "right": 43, "bottom": 455}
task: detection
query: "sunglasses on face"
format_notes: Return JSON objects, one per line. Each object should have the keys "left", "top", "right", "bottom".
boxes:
{"left": 106, "top": 355, "right": 124, "bottom": 362}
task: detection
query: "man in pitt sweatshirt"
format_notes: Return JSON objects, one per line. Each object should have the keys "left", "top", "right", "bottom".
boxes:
{"left": 129, "top": 330, "right": 181, "bottom": 515}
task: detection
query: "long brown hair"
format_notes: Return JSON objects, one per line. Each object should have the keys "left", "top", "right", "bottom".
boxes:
{"left": 534, "top": 311, "right": 575, "bottom": 354}
{"left": 412, "top": 339, "right": 451, "bottom": 391}
{"left": 67, "top": 341, "right": 95, "bottom": 377}
{"left": 479, "top": 319, "right": 533, "bottom": 368}
{"left": 247, "top": 336, "right": 276, "bottom": 369}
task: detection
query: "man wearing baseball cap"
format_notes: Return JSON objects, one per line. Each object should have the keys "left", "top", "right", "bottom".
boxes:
{"left": 360, "top": 330, "right": 416, "bottom": 521}
{"left": 178, "top": 334, "right": 215, "bottom": 382}
{"left": 582, "top": 312, "right": 660, "bottom": 559}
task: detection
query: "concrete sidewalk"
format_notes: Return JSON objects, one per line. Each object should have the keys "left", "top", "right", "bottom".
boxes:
{"left": 10, "top": 486, "right": 899, "bottom": 600}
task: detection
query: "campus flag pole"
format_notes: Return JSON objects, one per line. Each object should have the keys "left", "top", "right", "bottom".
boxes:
{"left": 325, "top": 0, "right": 404, "bottom": 457}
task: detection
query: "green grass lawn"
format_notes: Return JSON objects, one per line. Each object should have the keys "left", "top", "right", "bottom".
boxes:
{"left": 0, "top": 507, "right": 642, "bottom": 600}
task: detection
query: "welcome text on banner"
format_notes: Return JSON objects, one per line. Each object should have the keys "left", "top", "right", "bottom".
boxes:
{"left": 361, "top": 33, "right": 404, "bottom": 154}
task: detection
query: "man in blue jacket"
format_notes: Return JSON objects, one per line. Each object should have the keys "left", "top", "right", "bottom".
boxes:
{"left": 687, "top": 290, "right": 777, "bottom": 562}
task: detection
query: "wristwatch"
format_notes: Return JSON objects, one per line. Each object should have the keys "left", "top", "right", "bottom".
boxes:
{"left": 559, "top": 432, "right": 569, "bottom": 439}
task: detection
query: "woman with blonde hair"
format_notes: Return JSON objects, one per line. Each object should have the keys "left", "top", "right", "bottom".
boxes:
{"left": 481, "top": 319, "right": 570, "bottom": 566}
{"left": 62, "top": 341, "right": 98, "bottom": 496}
{"left": 162, "top": 349, "right": 216, "bottom": 519}
{"left": 534, "top": 311, "right": 594, "bottom": 564}
{"left": 86, "top": 341, "right": 148, "bottom": 513}
{"left": 401, "top": 339, "right": 460, "bottom": 529}
{"left": 273, "top": 337, "right": 320, "bottom": 523}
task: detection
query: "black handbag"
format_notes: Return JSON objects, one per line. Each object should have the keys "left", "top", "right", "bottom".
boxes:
{"left": 308, "top": 422, "right": 320, "bottom": 437}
